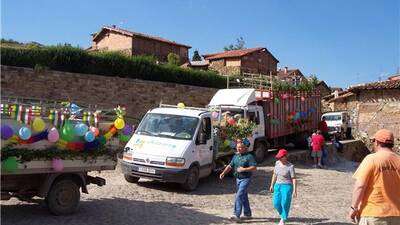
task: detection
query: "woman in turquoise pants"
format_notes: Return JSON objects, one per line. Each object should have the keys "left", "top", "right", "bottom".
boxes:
{"left": 269, "top": 149, "right": 297, "bottom": 225}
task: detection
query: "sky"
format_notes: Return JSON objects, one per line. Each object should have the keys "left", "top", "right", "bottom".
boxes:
{"left": 1, "top": 0, "right": 399, "bottom": 88}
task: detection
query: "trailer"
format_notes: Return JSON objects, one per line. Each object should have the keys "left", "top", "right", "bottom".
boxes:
{"left": 1, "top": 157, "right": 116, "bottom": 215}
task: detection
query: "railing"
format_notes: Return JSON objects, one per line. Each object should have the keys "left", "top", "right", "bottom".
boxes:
{"left": 225, "top": 72, "right": 273, "bottom": 89}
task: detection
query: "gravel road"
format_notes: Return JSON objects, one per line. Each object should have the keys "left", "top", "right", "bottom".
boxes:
{"left": 2, "top": 157, "right": 358, "bottom": 225}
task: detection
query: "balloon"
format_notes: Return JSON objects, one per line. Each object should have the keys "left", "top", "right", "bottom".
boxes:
{"left": 211, "top": 111, "right": 219, "bottom": 119}
{"left": 177, "top": 102, "right": 185, "bottom": 109}
{"left": 274, "top": 98, "right": 280, "bottom": 104}
{"left": 223, "top": 140, "right": 230, "bottom": 147}
{"left": 98, "top": 136, "right": 106, "bottom": 145}
{"left": 114, "top": 118, "right": 125, "bottom": 130}
{"left": 1, "top": 125, "right": 14, "bottom": 140}
{"left": 84, "top": 131, "right": 95, "bottom": 142}
{"left": 243, "top": 138, "right": 250, "bottom": 147}
{"left": 89, "top": 126, "right": 100, "bottom": 136}
{"left": 47, "top": 127, "right": 59, "bottom": 142}
{"left": 52, "top": 158, "right": 64, "bottom": 172}
{"left": 74, "top": 123, "right": 88, "bottom": 136}
{"left": 119, "top": 134, "right": 130, "bottom": 142}
{"left": 32, "top": 117, "right": 46, "bottom": 132}
{"left": 61, "top": 120, "right": 75, "bottom": 142}
{"left": 227, "top": 118, "right": 236, "bottom": 125}
{"left": 122, "top": 125, "right": 133, "bottom": 136}
{"left": 18, "top": 127, "right": 32, "bottom": 140}
{"left": 229, "top": 140, "right": 236, "bottom": 149}
{"left": 301, "top": 96, "right": 306, "bottom": 102}
{"left": 2, "top": 157, "right": 18, "bottom": 173}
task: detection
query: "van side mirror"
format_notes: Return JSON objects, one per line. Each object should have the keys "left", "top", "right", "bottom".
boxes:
{"left": 197, "top": 132, "right": 207, "bottom": 145}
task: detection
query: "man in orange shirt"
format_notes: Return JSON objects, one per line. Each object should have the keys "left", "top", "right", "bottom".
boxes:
{"left": 349, "top": 129, "right": 400, "bottom": 225}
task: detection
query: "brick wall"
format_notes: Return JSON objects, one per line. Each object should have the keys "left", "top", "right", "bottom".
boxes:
{"left": 1, "top": 66, "right": 217, "bottom": 122}
{"left": 241, "top": 50, "right": 278, "bottom": 75}
{"left": 93, "top": 31, "right": 132, "bottom": 53}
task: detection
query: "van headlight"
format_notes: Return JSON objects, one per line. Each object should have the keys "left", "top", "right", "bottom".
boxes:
{"left": 166, "top": 157, "right": 185, "bottom": 167}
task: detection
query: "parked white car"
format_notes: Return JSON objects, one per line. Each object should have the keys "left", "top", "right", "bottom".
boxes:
{"left": 321, "top": 111, "right": 352, "bottom": 139}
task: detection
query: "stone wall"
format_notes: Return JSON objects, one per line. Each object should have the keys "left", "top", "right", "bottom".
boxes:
{"left": 1, "top": 66, "right": 217, "bottom": 122}
{"left": 350, "top": 89, "right": 400, "bottom": 152}
{"left": 208, "top": 59, "right": 241, "bottom": 76}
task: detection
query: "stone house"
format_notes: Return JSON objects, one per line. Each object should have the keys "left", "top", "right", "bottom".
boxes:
{"left": 328, "top": 79, "right": 400, "bottom": 152}
{"left": 202, "top": 47, "right": 279, "bottom": 76}
{"left": 87, "top": 26, "right": 191, "bottom": 64}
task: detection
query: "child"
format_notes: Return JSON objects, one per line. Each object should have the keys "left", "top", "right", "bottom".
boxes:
{"left": 269, "top": 149, "right": 297, "bottom": 225}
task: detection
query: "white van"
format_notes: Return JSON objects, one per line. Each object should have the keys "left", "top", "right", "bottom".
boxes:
{"left": 321, "top": 111, "right": 351, "bottom": 139}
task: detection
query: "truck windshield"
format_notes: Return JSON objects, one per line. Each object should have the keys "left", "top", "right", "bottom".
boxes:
{"left": 136, "top": 113, "right": 199, "bottom": 140}
{"left": 323, "top": 115, "right": 342, "bottom": 121}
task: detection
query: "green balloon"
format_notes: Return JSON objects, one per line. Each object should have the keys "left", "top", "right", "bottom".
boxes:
{"left": 2, "top": 157, "right": 18, "bottom": 173}
{"left": 61, "top": 121, "right": 75, "bottom": 142}
{"left": 119, "top": 135, "right": 130, "bottom": 142}
{"left": 98, "top": 136, "right": 106, "bottom": 145}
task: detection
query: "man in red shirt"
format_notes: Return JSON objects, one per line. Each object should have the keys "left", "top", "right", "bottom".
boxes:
{"left": 311, "top": 130, "right": 325, "bottom": 168}
{"left": 318, "top": 118, "right": 329, "bottom": 139}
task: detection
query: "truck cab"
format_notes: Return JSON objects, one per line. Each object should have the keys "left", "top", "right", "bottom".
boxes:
{"left": 121, "top": 106, "right": 214, "bottom": 191}
{"left": 321, "top": 111, "right": 351, "bottom": 139}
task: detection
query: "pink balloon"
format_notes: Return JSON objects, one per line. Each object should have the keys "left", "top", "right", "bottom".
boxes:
{"left": 48, "top": 127, "right": 60, "bottom": 143}
{"left": 89, "top": 126, "right": 99, "bottom": 137}
{"left": 52, "top": 158, "right": 64, "bottom": 172}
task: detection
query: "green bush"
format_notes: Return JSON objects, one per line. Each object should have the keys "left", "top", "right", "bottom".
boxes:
{"left": 1, "top": 46, "right": 226, "bottom": 88}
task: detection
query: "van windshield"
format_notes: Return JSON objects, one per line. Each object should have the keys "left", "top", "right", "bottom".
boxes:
{"left": 323, "top": 115, "right": 342, "bottom": 121}
{"left": 136, "top": 113, "right": 199, "bottom": 140}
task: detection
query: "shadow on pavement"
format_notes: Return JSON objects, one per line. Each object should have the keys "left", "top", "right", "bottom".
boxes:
{"left": 137, "top": 169, "right": 273, "bottom": 195}
{"left": 1, "top": 197, "right": 227, "bottom": 225}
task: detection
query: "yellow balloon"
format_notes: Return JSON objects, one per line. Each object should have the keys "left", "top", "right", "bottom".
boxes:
{"left": 177, "top": 103, "right": 185, "bottom": 109}
{"left": 104, "top": 132, "right": 112, "bottom": 140}
{"left": 114, "top": 118, "right": 125, "bottom": 130}
{"left": 32, "top": 117, "right": 46, "bottom": 132}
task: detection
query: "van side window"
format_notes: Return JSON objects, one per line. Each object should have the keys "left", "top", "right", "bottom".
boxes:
{"left": 202, "top": 118, "right": 211, "bottom": 140}
{"left": 248, "top": 112, "right": 260, "bottom": 125}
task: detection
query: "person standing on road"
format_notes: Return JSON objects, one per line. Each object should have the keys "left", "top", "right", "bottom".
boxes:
{"left": 269, "top": 149, "right": 297, "bottom": 225}
{"left": 220, "top": 139, "right": 257, "bottom": 222}
{"left": 318, "top": 117, "right": 329, "bottom": 140}
{"left": 311, "top": 130, "right": 325, "bottom": 168}
{"left": 349, "top": 129, "right": 400, "bottom": 225}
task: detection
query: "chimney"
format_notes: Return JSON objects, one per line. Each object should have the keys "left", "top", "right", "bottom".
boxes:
{"left": 284, "top": 67, "right": 288, "bottom": 74}
{"left": 112, "top": 25, "right": 116, "bottom": 28}
{"left": 334, "top": 90, "right": 339, "bottom": 98}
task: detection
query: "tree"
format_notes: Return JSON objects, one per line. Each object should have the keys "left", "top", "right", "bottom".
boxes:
{"left": 224, "top": 37, "right": 245, "bottom": 51}
{"left": 192, "top": 50, "right": 202, "bottom": 61}
{"left": 167, "top": 53, "right": 180, "bottom": 66}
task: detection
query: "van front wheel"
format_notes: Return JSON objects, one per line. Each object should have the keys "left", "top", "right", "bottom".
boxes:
{"left": 181, "top": 166, "right": 199, "bottom": 191}
{"left": 254, "top": 142, "right": 266, "bottom": 163}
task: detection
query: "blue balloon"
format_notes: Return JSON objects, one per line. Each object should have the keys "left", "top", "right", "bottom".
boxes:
{"left": 229, "top": 140, "right": 237, "bottom": 149}
{"left": 74, "top": 123, "right": 88, "bottom": 136}
{"left": 84, "top": 131, "right": 95, "bottom": 142}
{"left": 243, "top": 138, "right": 250, "bottom": 147}
{"left": 19, "top": 127, "right": 32, "bottom": 140}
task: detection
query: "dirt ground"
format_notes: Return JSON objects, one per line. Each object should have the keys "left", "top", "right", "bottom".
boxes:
{"left": 1, "top": 156, "right": 358, "bottom": 225}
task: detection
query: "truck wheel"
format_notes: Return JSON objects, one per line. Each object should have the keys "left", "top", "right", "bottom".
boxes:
{"left": 254, "top": 142, "right": 266, "bottom": 163}
{"left": 181, "top": 166, "right": 199, "bottom": 191}
{"left": 124, "top": 174, "right": 140, "bottom": 183}
{"left": 46, "top": 179, "right": 80, "bottom": 216}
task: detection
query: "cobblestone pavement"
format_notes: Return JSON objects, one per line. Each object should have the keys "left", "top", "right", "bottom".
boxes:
{"left": 2, "top": 158, "right": 358, "bottom": 225}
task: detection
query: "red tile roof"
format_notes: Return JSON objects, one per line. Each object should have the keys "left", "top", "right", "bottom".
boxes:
{"left": 92, "top": 26, "right": 191, "bottom": 48}
{"left": 276, "top": 69, "right": 303, "bottom": 79}
{"left": 203, "top": 47, "right": 279, "bottom": 62}
{"left": 348, "top": 79, "right": 400, "bottom": 91}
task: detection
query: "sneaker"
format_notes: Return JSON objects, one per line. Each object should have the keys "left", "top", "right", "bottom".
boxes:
{"left": 318, "top": 164, "right": 323, "bottom": 169}
{"left": 278, "top": 219, "right": 285, "bottom": 225}
{"left": 241, "top": 215, "right": 252, "bottom": 220}
{"left": 230, "top": 215, "right": 241, "bottom": 222}
{"left": 313, "top": 164, "right": 317, "bottom": 168}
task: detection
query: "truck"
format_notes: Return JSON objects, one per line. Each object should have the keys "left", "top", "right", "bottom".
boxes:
{"left": 321, "top": 111, "right": 352, "bottom": 139}
{"left": 1, "top": 96, "right": 123, "bottom": 215}
{"left": 121, "top": 88, "right": 321, "bottom": 190}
